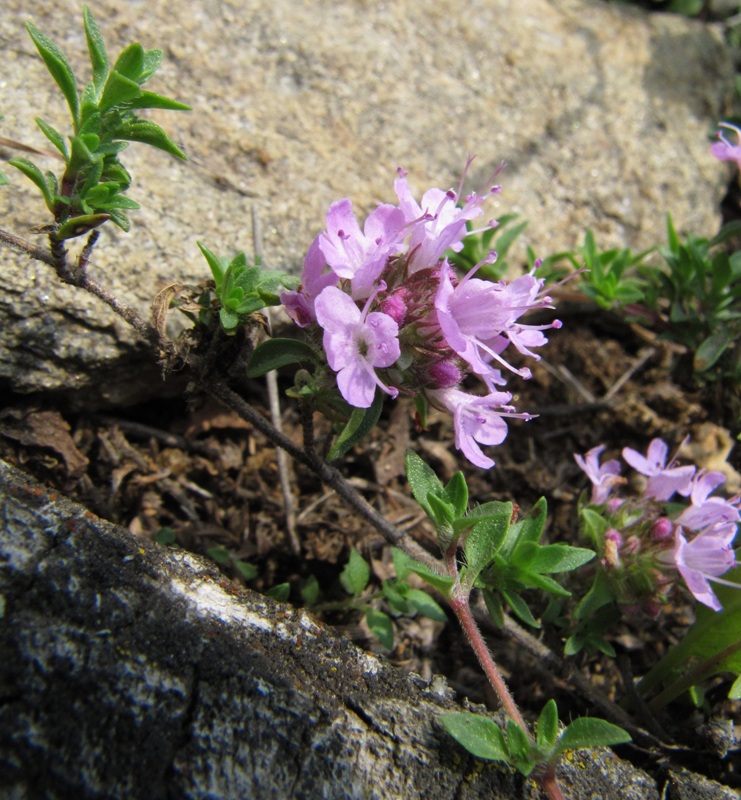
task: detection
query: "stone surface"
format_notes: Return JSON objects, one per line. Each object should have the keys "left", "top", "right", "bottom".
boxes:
{"left": 0, "top": 0, "right": 734, "bottom": 403}
{"left": 0, "top": 459, "right": 673, "bottom": 800}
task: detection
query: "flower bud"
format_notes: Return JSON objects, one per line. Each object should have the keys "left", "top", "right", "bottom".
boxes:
{"left": 650, "top": 517, "right": 673, "bottom": 542}
{"left": 378, "top": 289, "right": 409, "bottom": 327}
{"left": 427, "top": 360, "right": 462, "bottom": 389}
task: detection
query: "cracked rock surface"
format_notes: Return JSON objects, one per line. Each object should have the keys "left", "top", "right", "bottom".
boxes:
{"left": 5, "top": 459, "right": 729, "bottom": 800}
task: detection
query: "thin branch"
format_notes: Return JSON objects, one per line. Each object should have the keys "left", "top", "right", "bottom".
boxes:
{"left": 206, "top": 378, "right": 441, "bottom": 572}
{"left": 0, "top": 227, "right": 55, "bottom": 265}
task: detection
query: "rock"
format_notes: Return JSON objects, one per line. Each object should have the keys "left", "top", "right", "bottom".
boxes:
{"left": 0, "top": 458, "right": 672, "bottom": 800}
{"left": 0, "top": 0, "right": 733, "bottom": 405}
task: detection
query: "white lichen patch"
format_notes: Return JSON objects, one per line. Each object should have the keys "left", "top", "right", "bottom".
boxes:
{"left": 170, "top": 576, "right": 275, "bottom": 633}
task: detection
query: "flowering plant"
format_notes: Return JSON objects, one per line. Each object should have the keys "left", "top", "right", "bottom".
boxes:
{"left": 573, "top": 438, "right": 739, "bottom": 636}
{"left": 275, "top": 161, "right": 561, "bottom": 468}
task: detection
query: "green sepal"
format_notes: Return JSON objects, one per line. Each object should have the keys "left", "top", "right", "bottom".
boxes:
{"left": 327, "top": 391, "right": 384, "bottom": 462}
{"left": 246, "top": 338, "right": 318, "bottom": 377}
{"left": 26, "top": 21, "right": 79, "bottom": 124}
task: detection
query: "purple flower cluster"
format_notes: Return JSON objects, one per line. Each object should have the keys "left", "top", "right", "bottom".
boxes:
{"left": 710, "top": 122, "right": 741, "bottom": 170}
{"left": 575, "top": 439, "right": 740, "bottom": 612}
{"left": 281, "top": 161, "right": 560, "bottom": 469}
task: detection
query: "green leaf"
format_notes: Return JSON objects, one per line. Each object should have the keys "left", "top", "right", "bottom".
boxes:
{"left": 266, "top": 582, "right": 290, "bottom": 602}
{"left": 35, "top": 117, "right": 67, "bottom": 158}
{"left": 128, "top": 91, "right": 191, "bottom": 111}
{"left": 219, "top": 307, "right": 240, "bottom": 330}
{"left": 365, "top": 609, "right": 394, "bottom": 649}
{"left": 536, "top": 700, "right": 559, "bottom": 750}
{"left": 406, "top": 589, "right": 447, "bottom": 622}
{"left": 140, "top": 49, "right": 164, "bottom": 82}
{"left": 439, "top": 712, "right": 509, "bottom": 762}
{"left": 301, "top": 574, "right": 320, "bottom": 606}
{"left": 529, "top": 544, "right": 595, "bottom": 574}
{"left": 502, "top": 589, "right": 540, "bottom": 628}
{"left": 99, "top": 69, "right": 143, "bottom": 113}
{"left": 637, "top": 568, "right": 741, "bottom": 707}
{"left": 340, "top": 549, "right": 370, "bottom": 596}
{"left": 114, "top": 119, "right": 187, "bottom": 159}
{"left": 8, "top": 158, "right": 54, "bottom": 210}
{"left": 111, "top": 41, "right": 144, "bottom": 82}
{"left": 207, "top": 545, "right": 231, "bottom": 565}
{"left": 463, "top": 511, "right": 510, "bottom": 583}
{"left": 483, "top": 589, "right": 505, "bottom": 628}
{"left": 516, "top": 497, "right": 548, "bottom": 546}
{"left": 26, "top": 22, "right": 79, "bottom": 123}
{"left": 154, "top": 527, "right": 176, "bottom": 546}
{"left": 327, "top": 392, "right": 384, "bottom": 461}
{"left": 506, "top": 719, "right": 531, "bottom": 762}
{"left": 426, "top": 492, "right": 455, "bottom": 532}
{"left": 234, "top": 560, "right": 258, "bottom": 581}
{"left": 197, "top": 241, "right": 226, "bottom": 289}
{"left": 392, "top": 549, "right": 455, "bottom": 597}
{"left": 55, "top": 213, "right": 111, "bottom": 240}
{"left": 405, "top": 450, "right": 444, "bottom": 520}
{"left": 729, "top": 674, "right": 741, "bottom": 701}
{"left": 694, "top": 329, "right": 734, "bottom": 373}
{"left": 444, "top": 471, "right": 468, "bottom": 518}
{"left": 246, "top": 338, "right": 318, "bottom": 377}
{"left": 555, "top": 718, "right": 631, "bottom": 755}
{"left": 83, "top": 6, "right": 109, "bottom": 92}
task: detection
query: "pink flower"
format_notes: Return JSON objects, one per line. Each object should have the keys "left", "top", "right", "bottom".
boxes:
{"left": 427, "top": 387, "right": 532, "bottom": 469}
{"left": 710, "top": 122, "right": 741, "bottom": 169}
{"left": 622, "top": 439, "right": 695, "bottom": 502}
{"left": 395, "top": 165, "right": 489, "bottom": 273}
{"left": 574, "top": 445, "right": 623, "bottom": 505}
{"left": 677, "top": 471, "right": 741, "bottom": 531}
{"left": 318, "top": 199, "right": 405, "bottom": 300}
{"left": 280, "top": 235, "right": 338, "bottom": 327}
{"left": 435, "top": 265, "right": 559, "bottom": 389}
{"left": 667, "top": 523, "right": 738, "bottom": 611}
{"left": 314, "top": 285, "right": 400, "bottom": 408}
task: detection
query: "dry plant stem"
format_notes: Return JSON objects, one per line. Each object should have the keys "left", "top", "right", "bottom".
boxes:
{"left": 207, "top": 379, "right": 441, "bottom": 572}
{"left": 266, "top": 367, "right": 301, "bottom": 556}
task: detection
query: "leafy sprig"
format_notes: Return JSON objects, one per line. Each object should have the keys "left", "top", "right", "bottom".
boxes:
{"left": 10, "top": 6, "right": 189, "bottom": 239}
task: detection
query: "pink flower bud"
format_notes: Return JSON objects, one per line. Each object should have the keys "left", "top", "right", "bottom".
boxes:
{"left": 427, "top": 360, "right": 462, "bottom": 389}
{"left": 378, "top": 290, "right": 409, "bottom": 327}
{"left": 650, "top": 517, "right": 673, "bottom": 541}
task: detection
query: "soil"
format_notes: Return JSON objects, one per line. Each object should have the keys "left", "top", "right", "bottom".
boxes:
{"left": 1, "top": 289, "right": 739, "bottom": 792}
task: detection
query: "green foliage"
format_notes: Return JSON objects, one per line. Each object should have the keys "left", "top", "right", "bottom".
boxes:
{"left": 206, "top": 544, "right": 258, "bottom": 582}
{"left": 440, "top": 701, "right": 630, "bottom": 776}
{"left": 637, "top": 567, "right": 741, "bottom": 708}
{"left": 405, "top": 452, "right": 595, "bottom": 625}
{"left": 10, "top": 6, "right": 188, "bottom": 239}
{"left": 546, "top": 219, "right": 741, "bottom": 383}
{"left": 307, "top": 548, "right": 448, "bottom": 650}
{"left": 197, "top": 242, "right": 298, "bottom": 331}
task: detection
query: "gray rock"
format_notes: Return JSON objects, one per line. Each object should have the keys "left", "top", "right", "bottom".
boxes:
{"left": 0, "top": 0, "right": 734, "bottom": 404}
{"left": 5, "top": 458, "right": 726, "bottom": 799}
